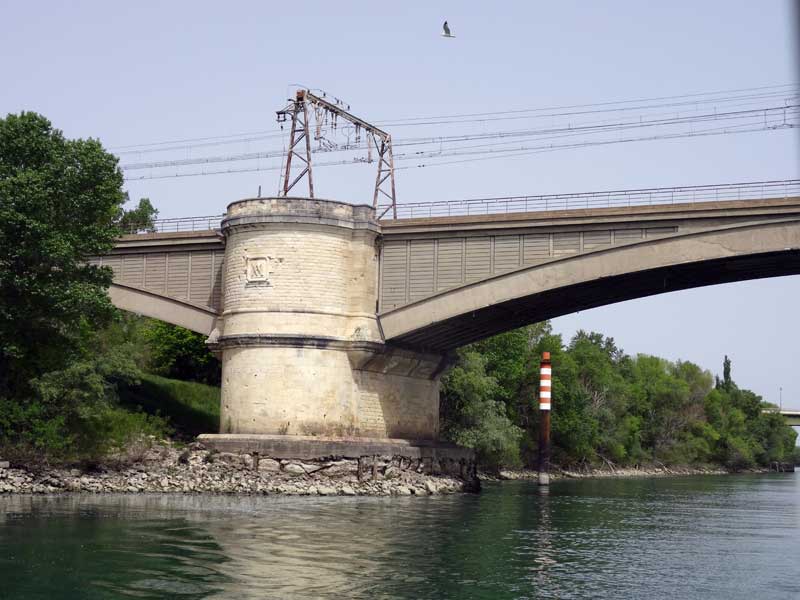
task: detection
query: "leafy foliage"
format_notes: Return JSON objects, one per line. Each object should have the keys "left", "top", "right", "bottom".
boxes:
{"left": 0, "top": 112, "right": 170, "bottom": 462}
{"left": 118, "top": 196, "right": 158, "bottom": 233}
{"left": 0, "top": 112, "right": 123, "bottom": 397}
{"left": 0, "top": 315, "right": 169, "bottom": 462}
{"left": 441, "top": 324, "right": 797, "bottom": 470}
{"left": 143, "top": 321, "right": 221, "bottom": 385}
{"left": 440, "top": 351, "right": 523, "bottom": 470}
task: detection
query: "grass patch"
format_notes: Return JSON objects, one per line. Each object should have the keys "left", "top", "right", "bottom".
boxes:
{"left": 119, "top": 373, "right": 220, "bottom": 439}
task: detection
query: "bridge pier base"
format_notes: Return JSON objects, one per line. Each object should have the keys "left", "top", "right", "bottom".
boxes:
{"left": 215, "top": 341, "right": 446, "bottom": 440}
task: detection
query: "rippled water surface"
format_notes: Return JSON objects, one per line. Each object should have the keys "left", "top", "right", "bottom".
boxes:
{"left": 1, "top": 474, "right": 799, "bottom": 599}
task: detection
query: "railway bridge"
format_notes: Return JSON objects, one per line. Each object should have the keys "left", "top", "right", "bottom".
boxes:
{"left": 92, "top": 180, "right": 800, "bottom": 449}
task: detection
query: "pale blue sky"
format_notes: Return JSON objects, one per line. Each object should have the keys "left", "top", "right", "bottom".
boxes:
{"left": 2, "top": 1, "right": 798, "bottom": 408}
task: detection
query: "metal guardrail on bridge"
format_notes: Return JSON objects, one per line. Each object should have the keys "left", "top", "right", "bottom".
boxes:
{"left": 126, "top": 214, "right": 224, "bottom": 234}
{"left": 388, "top": 179, "right": 800, "bottom": 219}
{"left": 129, "top": 179, "right": 800, "bottom": 233}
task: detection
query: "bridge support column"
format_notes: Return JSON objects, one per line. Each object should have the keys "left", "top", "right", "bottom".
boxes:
{"left": 210, "top": 197, "right": 446, "bottom": 442}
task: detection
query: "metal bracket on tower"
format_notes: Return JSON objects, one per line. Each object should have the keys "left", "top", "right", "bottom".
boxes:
{"left": 276, "top": 89, "right": 397, "bottom": 218}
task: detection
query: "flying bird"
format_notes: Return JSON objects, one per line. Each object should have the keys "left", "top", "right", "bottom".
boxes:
{"left": 442, "top": 21, "right": 455, "bottom": 38}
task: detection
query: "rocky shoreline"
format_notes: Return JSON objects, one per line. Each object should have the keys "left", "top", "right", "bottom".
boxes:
{"left": 0, "top": 442, "right": 477, "bottom": 497}
{"left": 490, "top": 463, "right": 787, "bottom": 481}
{"left": 2, "top": 444, "right": 792, "bottom": 497}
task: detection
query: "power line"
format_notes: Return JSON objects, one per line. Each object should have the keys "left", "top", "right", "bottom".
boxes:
{"left": 391, "top": 106, "right": 799, "bottom": 157}
{"left": 377, "top": 83, "right": 799, "bottom": 123}
{"left": 110, "top": 129, "right": 284, "bottom": 151}
{"left": 120, "top": 103, "right": 798, "bottom": 171}
{"left": 123, "top": 118, "right": 795, "bottom": 181}
{"left": 394, "top": 120, "right": 796, "bottom": 170}
{"left": 379, "top": 90, "right": 799, "bottom": 127}
{"left": 112, "top": 83, "right": 798, "bottom": 154}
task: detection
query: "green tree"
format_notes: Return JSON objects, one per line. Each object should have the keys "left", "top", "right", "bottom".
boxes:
{"left": 0, "top": 112, "right": 170, "bottom": 461}
{"left": 118, "top": 196, "right": 158, "bottom": 233}
{"left": 144, "top": 321, "right": 220, "bottom": 385}
{"left": 702, "top": 356, "right": 797, "bottom": 469}
{"left": 469, "top": 323, "right": 550, "bottom": 431}
{"left": 722, "top": 354, "right": 732, "bottom": 390}
{"left": 0, "top": 112, "right": 124, "bottom": 397}
{"left": 439, "top": 325, "right": 795, "bottom": 472}
{"left": 440, "top": 350, "right": 523, "bottom": 470}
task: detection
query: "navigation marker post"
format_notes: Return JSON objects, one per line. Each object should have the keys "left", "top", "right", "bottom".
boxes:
{"left": 538, "top": 352, "right": 552, "bottom": 486}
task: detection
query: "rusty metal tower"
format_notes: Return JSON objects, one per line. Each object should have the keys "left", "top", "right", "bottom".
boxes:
{"left": 277, "top": 89, "right": 397, "bottom": 219}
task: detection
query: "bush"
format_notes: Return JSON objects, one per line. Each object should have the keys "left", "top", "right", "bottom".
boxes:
{"left": 97, "top": 405, "right": 171, "bottom": 464}
{"left": 0, "top": 363, "right": 169, "bottom": 465}
{"left": 0, "top": 321, "right": 170, "bottom": 464}
{"left": 440, "top": 351, "right": 523, "bottom": 470}
{"left": 144, "top": 321, "right": 220, "bottom": 385}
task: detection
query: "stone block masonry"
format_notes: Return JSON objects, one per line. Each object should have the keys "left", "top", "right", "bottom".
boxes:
{"left": 210, "top": 197, "right": 448, "bottom": 443}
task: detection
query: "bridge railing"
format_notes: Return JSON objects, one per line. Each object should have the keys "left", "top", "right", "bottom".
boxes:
{"left": 126, "top": 179, "right": 800, "bottom": 232}
{"left": 386, "top": 179, "right": 800, "bottom": 220}
{"left": 126, "top": 215, "right": 224, "bottom": 234}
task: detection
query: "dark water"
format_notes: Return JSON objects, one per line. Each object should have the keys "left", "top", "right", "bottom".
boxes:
{"left": 1, "top": 474, "right": 798, "bottom": 599}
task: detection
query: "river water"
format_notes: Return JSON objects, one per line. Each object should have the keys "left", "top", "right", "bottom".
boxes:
{"left": 1, "top": 474, "right": 798, "bottom": 599}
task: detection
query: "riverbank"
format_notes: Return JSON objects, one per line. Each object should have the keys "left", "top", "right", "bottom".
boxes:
{"left": 3, "top": 442, "right": 793, "bottom": 497}
{"left": 0, "top": 441, "right": 475, "bottom": 496}
{"left": 489, "top": 462, "right": 790, "bottom": 482}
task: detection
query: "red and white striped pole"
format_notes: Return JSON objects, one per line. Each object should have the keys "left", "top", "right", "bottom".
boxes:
{"left": 538, "top": 351, "right": 552, "bottom": 486}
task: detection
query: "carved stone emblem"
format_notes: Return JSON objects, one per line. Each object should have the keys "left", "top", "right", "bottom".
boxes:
{"left": 246, "top": 257, "right": 270, "bottom": 283}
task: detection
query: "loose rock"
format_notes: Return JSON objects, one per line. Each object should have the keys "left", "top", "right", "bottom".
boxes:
{"left": 283, "top": 463, "right": 306, "bottom": 477}
{"left": 258, "top": 458, "right": 280, "bottom": 472}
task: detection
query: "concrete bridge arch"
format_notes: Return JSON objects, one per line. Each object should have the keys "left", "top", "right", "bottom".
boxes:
{"left": 379, "top": 218, "right": 800, "bottom": 352}
{"left": 108, "top": 282, "right": 218, "bottom": 336}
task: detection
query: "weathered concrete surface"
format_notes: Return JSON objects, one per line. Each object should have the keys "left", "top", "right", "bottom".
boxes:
{"left": 109, "top": 283, "right": 218, "bottom": 335}
{"left": 197, "top": 434, "right": 474, "bottom": 462}
{"left": 379, "top": 199, "right": 800, "bottom": 352}
{"left": 92, "top": 229, "right": 225, "bottom": 330}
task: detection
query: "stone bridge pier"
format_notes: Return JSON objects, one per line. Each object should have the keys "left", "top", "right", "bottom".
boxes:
{"left": 202, "top": 197, "right": 463, "bottom": 465}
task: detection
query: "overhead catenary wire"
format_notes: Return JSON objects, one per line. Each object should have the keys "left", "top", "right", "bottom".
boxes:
{"left": 393, "top": 119, "right": 797, "bottom": 171}
{"left": 116, "top": 87, "right": 797, "bottom": 156}
{"left": 120, "top": 103, "right": 798, "bottom": 171}
{"left": 112, "top": 83, "right": 798, "bottom": 154}
{"left": 375, "top": 83, "right": 799, "bottom": 123}
{"left": 124, "top": 117, "right": 796, "bottom": 181}
{"left": 116, "top": 83, "right": 799, "bottom": 185}
{"left": 377, "top": 90, "right": 799, "bottom": 127}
